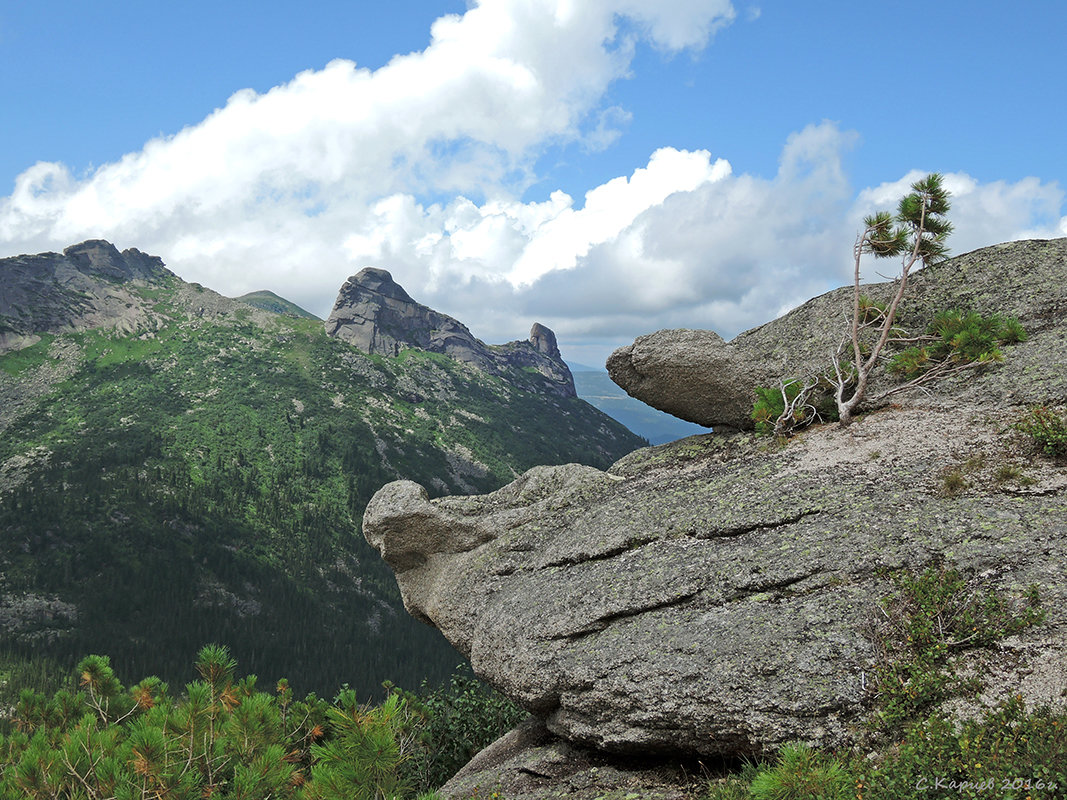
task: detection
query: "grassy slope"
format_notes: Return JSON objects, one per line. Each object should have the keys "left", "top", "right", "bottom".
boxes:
{"left": 0, "top": 275, "right": 644, "bottom": 699}
{"left": 234, "top": 289, "right": 320, "bottom": 319}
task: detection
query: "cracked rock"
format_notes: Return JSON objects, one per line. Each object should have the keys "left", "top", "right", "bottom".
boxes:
{"left": 364, "top": 410, "right": 1067, "bottom": 760}
{"left": 363, "top": 239, "right": 1067, "bottom": 768}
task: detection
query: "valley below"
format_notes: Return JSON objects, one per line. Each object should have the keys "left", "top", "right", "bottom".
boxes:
{"left": 0, "top": 240, "right": 645, "bottom": 699}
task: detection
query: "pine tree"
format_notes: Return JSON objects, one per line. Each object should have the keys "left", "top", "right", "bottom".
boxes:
{"left": 833, "top": 173, "right": 953, "bottom": 426}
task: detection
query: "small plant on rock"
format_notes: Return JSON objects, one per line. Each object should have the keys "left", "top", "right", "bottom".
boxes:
{"left": 1015, "top": 405, "right": 1067, "bottom": 457}
{"left": 939, "top": 468, "right": 968, "bottom": 496}
{"left": 748, "top": 742, "right": 854, "bottom": 800}
{"left": 751, "top": 377, "right": 837, "bottom": 438}
{"left": 888, "top": 309, "right": 1026, "bottom": 381}
{"left": 993, "top": 462, "right": 1034, "bottom": 486}
{"left": 869, "top": 564, "right": 1046, "bottom": 732}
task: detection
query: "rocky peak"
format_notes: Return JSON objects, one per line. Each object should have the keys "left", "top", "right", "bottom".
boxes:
{"left": 62, "top": 240, "right": 169, "bottom": 283}
{"left": 0, "top": 240, "right": 175, "bottom": 352}
{"left": 325, "top": 267, "right": 576, "bottom": 397}
{"left": 344, "top": 267, "right": 416, "bottom": 304}
{"left": 529, "top": 322, "right": 560, "bottom": 358}
{"left": 324, "top": 267, "right": 480, "bottom": 360}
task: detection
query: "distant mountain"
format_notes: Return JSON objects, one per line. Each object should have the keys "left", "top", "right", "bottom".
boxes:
{"left": 571, "top": 368, "right": 709, "bottom": 445}
{"left": 0, "top": 241, "right": 645, "bottom": 697}
{"left": 326, "top": 267, "right": 575, "bottom": 396}
{"left": 234, "top": 289, "right": 319, "bottom": 320}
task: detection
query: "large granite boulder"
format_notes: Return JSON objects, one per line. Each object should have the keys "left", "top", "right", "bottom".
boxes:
{"left": 608, "top": 239, "right": 1067, "bottom": 428}
{"left": 366, "top": 408, "right": 1067, "bottom": 759}
{"left": 363, "top": 239, "right": 1067, "bottom": 772}
{"left": 325, "top": 267, "right": 576, "bottom": 396}
{"left": 605, "top": 328, "right": 771, "bottom": 430}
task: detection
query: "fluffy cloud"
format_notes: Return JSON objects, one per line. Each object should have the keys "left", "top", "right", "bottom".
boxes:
{"left": 1, "top": 0, "right": 1063, "bottom": 370}
{"left": 400, "top": 121, "right": 1064, "bottom": 366}
{"left": 0, "top": 0, "right": 736, "bottom": 317}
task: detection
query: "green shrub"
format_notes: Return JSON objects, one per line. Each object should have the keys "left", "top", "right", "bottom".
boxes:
{"left": 751, "top": 378, "right": 837, "bottom": 437}
{"left": 394, "top": 665, "right": 527, "bottom": 794}
{"left": 858, "top": 697, "right": 1067, "bottom": 799}
{"left": 708, "top": 700, "right": 1067, "bottom": 800}
{"left": 869, "top": 566, "right": 1045, "bottom": 732}
{"left": 752, "top": 384, "right": 789, "bottom": 435}
{"left": 749, "top": 742, "right": 854, "bottom": 800}
{"left": 888, "top": 310, "right": 1025, "bottom": 380}
{"left": 1015, "top": 405, "right": 1067, "bottom": 457}
{"left": 0, "top": 645, "right": 438, "bottom": 800}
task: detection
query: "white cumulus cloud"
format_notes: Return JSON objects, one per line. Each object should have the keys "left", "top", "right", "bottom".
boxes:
{"left": 1, "top": 0, "right": 1063, "bottom": 370}
{"left": 0, "top": 0, "right": 736, "bottom": 317}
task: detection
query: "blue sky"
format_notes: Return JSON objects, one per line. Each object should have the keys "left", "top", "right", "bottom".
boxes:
{"left": 2, "top": 1, "right": 1065, "bottom": 367}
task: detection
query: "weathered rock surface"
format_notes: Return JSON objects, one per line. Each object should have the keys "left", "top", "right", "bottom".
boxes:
{"left": 440, "top": 717, "right": 701, "bottom": 800}
{"left": 366, "top": 407, "right": 1067, "bottom": 762}
{"left": 363, "top": 238, "right": 1067, "bottom": 793}
{"left": 325, "top": 267, "right": 576, "bottom": 396}
{"left": 608, "top": 239, "right": 1067, "bottom": 428}
{"left": 605, "top": 328, "right": 762, "bottom": 430}
{"left": 0, "top": 240, "right": 172, "bottom": 350}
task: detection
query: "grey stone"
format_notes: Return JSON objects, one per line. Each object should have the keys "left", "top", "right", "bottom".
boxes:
{"left": 325, "top": 267, "right": 576, "bottom": 396}
{"left": 607, "top": 328, "right": 768, "bottom": 430}
{"left": 441, "top": 717, "right": 700, "bottom": 800}
{"left": 529, "top": 322, "right": 561, "bottom": 358}
{"left": 366, "top": 407, "right": 1067, "bottom": 759}
{"left": 608, "top": 238, "right": 1067, "bottom": 428}
{"left": 364, "top": 238, "right": 1067, "bottom": 763}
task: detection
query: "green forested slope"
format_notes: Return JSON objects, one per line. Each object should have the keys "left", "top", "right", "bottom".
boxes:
{"left": 234, "top": 289, "right": 320, "bottom": 319}
{"left": 0, "top": 265, "right": 644, "bottom": 699}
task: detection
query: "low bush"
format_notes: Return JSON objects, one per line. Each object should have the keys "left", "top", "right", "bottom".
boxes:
{"left": 888, "top": 310, "right": 1025, "bottom": 381}
{"left": 751, "top": 378, "right": 837, "bottom": 437}
{"left": 393, "top": 665, "right": 527, "bottom": 795}
{"left": 0, "top": 647, "right": 522, "bottom": 800}
{"left": 869, "top": 565, "right": 1045, "bottom": 731}
{"left": 1015, "top": 405, "right": 1067, "bottom": 457}
{"left": 705, "top": 567, "right": 1057, "bottom": 800}
{"left": 748, "top": 742, "right": 854, "bottom": 800}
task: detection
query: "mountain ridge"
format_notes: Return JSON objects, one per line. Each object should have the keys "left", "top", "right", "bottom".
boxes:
{"left": 235, "top": 289, "right": 320, "bottom": 320}
{"left": 326, "top": 266, "right": 576, "bottom": 397}
{"left": 0, "top": 241, "right": 645, "bottom": 697}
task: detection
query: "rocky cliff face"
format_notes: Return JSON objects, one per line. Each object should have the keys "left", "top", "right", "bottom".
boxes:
{"left": 364, "top": 238, "right": 1067, "bottom": 799}
{"left": 0, "top": 240, "right": 173, "bottom": 352}
{"left": 325, "top": 267, "right": 576, "bottom": 397}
